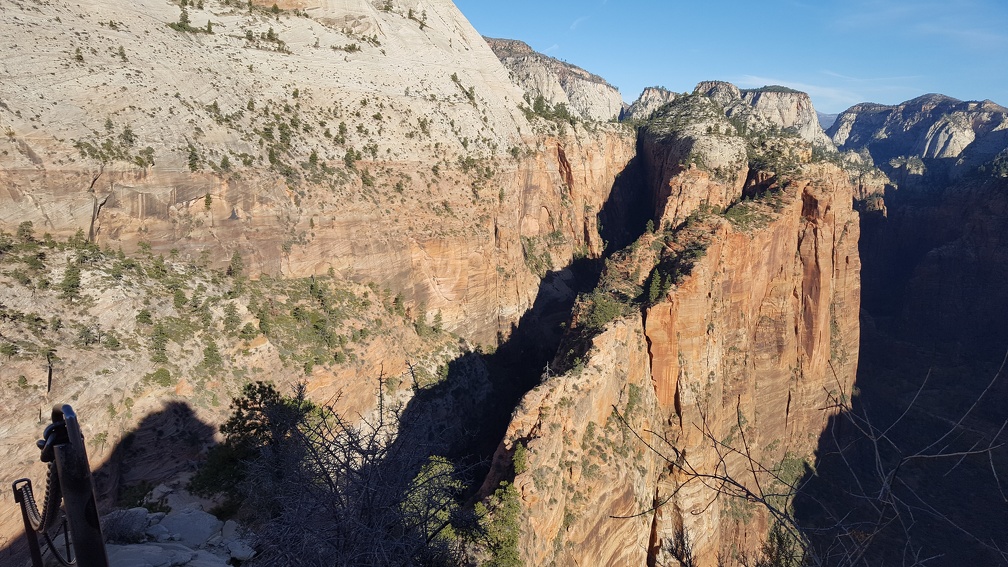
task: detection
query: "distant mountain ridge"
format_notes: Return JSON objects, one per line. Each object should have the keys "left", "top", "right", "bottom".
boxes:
{"left": 829, "top": 93, "right": 1008, "bottom": 182}
{"left": 484, "top": 37, "right": 624, "bottom": 121}
{"left": 816, "top": 111, "right": 838, "bottom": 130}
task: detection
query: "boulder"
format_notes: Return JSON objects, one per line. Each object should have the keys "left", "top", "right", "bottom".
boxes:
{"left": 158, "top": 508, "right": 223, "bottom": 549}
{"left": 106, "top": 542, "right": 197, "bottom": 567}
{"left": 227, "top": 540, "right": 257, "bottom": 562}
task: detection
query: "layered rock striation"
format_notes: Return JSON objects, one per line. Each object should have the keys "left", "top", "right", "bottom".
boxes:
{"left": 489, "top": 91, "right": 861, "bottom": 565}
{"left": 0, "top": 0, "right": 636, "bottom": 345}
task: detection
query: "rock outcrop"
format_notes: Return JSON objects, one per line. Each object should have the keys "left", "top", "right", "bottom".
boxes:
{"left": 102, "top": 502, "right": 256, "bottom": 567}
{"left": 490, "top": 104, "right": 861, "bottom": 565}
{"left": 622, "top": 86, "right": 679, "bottom": 122}
{"left": 637, "top": 94, "right": 750, "bottom": 227}
{"left": 828, "top": 94, "right": 1008, "bottom": 181}
{"left": 485, "top": 37, "right": 625, "bottom": 122}
{"left": 694, "top": 81, "right": 835, "bottom": 149}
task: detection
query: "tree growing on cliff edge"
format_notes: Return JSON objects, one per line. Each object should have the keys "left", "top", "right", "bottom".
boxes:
{"left": 59, "top": 261, "right": 81, "bottom": 301}
{"left": 227, "top": 250, "right": 243, "bottom": 278}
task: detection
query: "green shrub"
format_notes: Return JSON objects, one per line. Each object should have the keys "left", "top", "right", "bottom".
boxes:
{"left": 145, "top": 367, "right": 173, "bottom": 387}
{"left": 479, "top": 482, "right": 523, "bottom": 567}
{"left": 581, "top": 290, "right": 626, "bottom": 332}
{"left": 203, "top": 339, "right": 223, "bottom": 368}
{"left": 512, "top": 443, "right": 528, "bottom": 475}
{"left": 150, "top": 322, "right": 169, "bottom": 363}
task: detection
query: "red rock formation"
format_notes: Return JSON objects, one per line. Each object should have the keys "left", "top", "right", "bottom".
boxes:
{"left": 494, "top": 161, "right": 860, "bottom": 565}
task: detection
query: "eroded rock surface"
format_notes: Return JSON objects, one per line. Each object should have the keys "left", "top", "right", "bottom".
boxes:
{"left": 829, "top": 94, "right": 1008, "bottom": 181}
{"left": 491, "top": 128, "right": 860, "bottom": 565}
{"left": 0, "top": 0, "right": 637, "bottom": 346}
{"left": 486, "top": 37, "right": 625, "bottom": 122}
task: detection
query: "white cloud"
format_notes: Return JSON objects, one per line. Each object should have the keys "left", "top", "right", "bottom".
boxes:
{"left": 570, "top": 16, "right": 589, "bottom": 31}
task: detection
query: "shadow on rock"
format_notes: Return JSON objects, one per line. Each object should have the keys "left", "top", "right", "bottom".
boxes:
{"left": 793, "top": 178, "right": 1008, "bottom": 566}
{"left": 2, "top": 400, "right": 217, "bottom": 566}
{"left": 392, "top": 151, "right": 652, "bottom": 485}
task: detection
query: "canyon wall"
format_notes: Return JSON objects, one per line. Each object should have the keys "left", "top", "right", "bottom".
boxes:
{"left": 0, "top": 0, "right": 636, "bottom": 554}
{"left": 492, "top": 132, "right": 861, "bottom": 565}
{"left": 0, "top": 0, "right": 637, "bottom": 346}
{"left": 829, "top": 92, "right": 1008, "bottom": 352}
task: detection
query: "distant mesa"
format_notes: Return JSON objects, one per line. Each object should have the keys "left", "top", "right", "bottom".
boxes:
{"left": 625, "top": 80, "right": 834, "bottom": 150}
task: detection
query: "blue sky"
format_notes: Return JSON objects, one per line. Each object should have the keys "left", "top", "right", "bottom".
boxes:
{"left": 454, "top": 0, "right": 1008, "bottom": 114}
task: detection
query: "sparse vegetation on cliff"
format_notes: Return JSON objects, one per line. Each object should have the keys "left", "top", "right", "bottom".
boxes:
{"left": 189, "top": 379, "right": 523, "bottom": 566}
{"left": 0, "top": 225, "right": 455, "bottom": 418}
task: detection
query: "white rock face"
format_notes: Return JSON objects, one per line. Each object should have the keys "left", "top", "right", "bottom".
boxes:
{"left": 628, "top": 81, "right": 835, "bottom": 150}
{"left": 0, "top": 0, "right": 529, "bottom": 175}
{"left": 695, "top": 81, "right": 836, "bottom": 149}
{"left": 695, "top": 80, "right": 742, "bottom": 109}
{"left": 920, "top": 114, "right": 976, "bottom": 158}
{"left": 829, "top": 94, "right": 1008, "bottom": 172}
{"left": 623, "top": 86, "right": 678, "bottom": 121}
{"left": 486, "top": 37, "right": 624, "bottom": 121}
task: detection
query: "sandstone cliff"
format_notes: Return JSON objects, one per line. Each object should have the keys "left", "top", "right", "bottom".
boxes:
{"left": 485, "top": 37, "right": 625, "bottom": 122}
{"left": 828, "top": 94, "right": 1008, "bottom": 182}
{"left": 488, "top": 97, "right": 861, "bottom": 565}
{"left": 0, "top": 0, "right": 636, "bottom": 346}
{"left": 0, "top": 0, "right": 639, "bottom": 558}
{"left": 814, "top": 97, "right": 1008, "bottom": 563}
{"left": 637, "top": 94, "right": 749, "bottom": 228}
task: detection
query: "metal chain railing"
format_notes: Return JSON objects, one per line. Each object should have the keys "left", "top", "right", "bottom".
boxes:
{"left": 12, "top": 404, "right": 109, "bottom": 567}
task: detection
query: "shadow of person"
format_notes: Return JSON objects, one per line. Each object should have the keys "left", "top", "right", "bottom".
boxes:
{"left": 2, "top": 400, "right": 216, "bottom": 566}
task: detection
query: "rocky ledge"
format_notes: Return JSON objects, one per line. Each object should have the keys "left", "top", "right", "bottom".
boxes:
{"left": 102, "top": 504, "right": 255, "bottom": 567}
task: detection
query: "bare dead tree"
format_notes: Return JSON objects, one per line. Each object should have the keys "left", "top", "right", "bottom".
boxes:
{"left": 46, "top": 348, "right": 54, "bottom": 393}
{"left": 86, "top": 167, "right": 107, "bottom": 244}
{"left": 615, "top": 352, "right": 1008, "bottom": 567}
{"left": 223, "top": 379, "right": 478, "bottom": 567}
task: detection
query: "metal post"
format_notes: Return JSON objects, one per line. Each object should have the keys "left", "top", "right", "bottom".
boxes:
{"left": 52, "top": 405, "right": 108, "bottom": 567}
{"left": 11, "top": 479, "right": 44, "bottom": 567}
